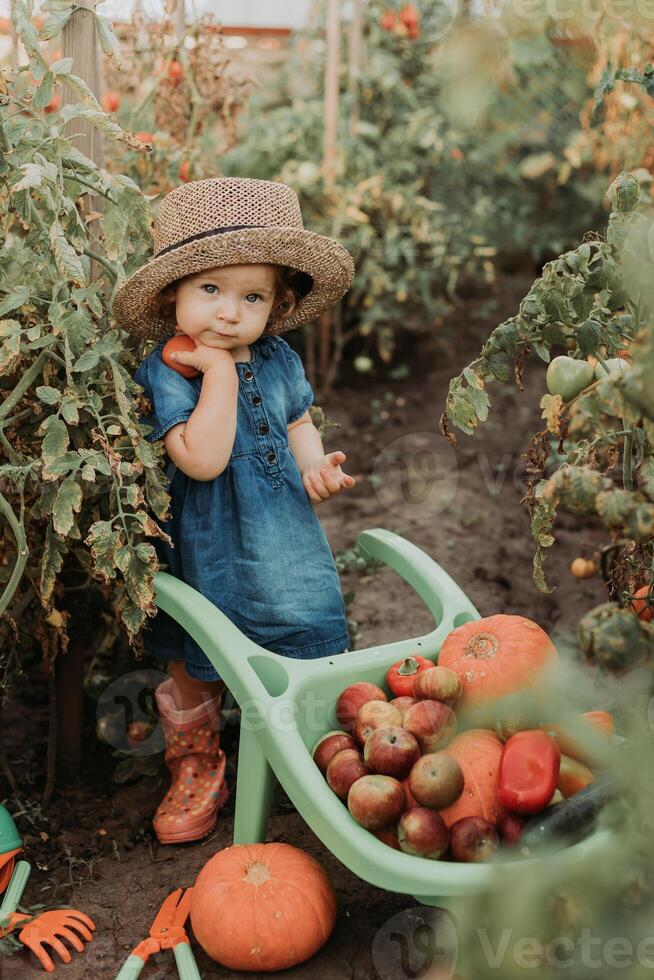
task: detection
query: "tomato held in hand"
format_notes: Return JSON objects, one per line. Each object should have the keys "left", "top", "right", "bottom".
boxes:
{"left": 385, "top": 655, "right": 432, "bottom": 698}
{"left": 498, "top": 729, "right": 561, "bottom": 815}
{"left": 162, "top": 335, "right": 200, "bottom": 379}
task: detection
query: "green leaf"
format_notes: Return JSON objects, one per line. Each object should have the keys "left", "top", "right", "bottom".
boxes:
{"left": 59, "top": 73, "right": 102, "bottom": 110}
{"left": 34, "top": 71, "right": 55, "bottom": 109}
{"left": 11, "top": 0, "right": 48, "bottom": 79}
{"left": 41, "top": 416, "right": 70, "bottom": 466}
{"left": 85, "top": 520, "right": 120, "bottom": 580}
{"left": 0, "top": 286, "right": 31, "bottom": 316}
{"left": 95, "top": 13, "right": 123, "bottom": 66}
{"left": 542, "top": 464, "right": 611, "bottom": 516}
{"left": 11, "top": 163, "right": 47, "bottom": 194}
{"left": 40, "top": 524, "right": 67, "bottom": 602}
{"left": 49, "top": 219, "right": 88, "bottom": 288}
{"left": 36, "top": 386, "right": 61, "bottom": 405}
{"left": 0, "top": 335, "right": 21, "bottom": 375}
{"left": 639, "top": 457, "right": 654, "bottom": 501}
{"left": 52, "top": 476, "right": 83, "bottom": 536}
{"left": 49, "top": 57, "right": 74, "bottom": 77}
{"left": 38, "top": 7, "right": 75, "bottom": 41}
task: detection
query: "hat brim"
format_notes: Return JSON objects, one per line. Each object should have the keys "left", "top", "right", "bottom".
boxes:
{"left": 111, "top": 227, "right": 355, "bottom": 342}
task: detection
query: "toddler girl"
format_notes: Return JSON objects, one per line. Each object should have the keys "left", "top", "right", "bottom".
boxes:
{"left": 112, "top": 177, "right": 356, "bottom": 844}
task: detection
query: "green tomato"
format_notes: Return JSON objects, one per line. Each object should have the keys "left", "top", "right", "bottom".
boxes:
{"left": 593, "top": 357, "right": 631, "bottom": 381}
{"left": 546, "top": 356, "right": 595, "bottom": 402}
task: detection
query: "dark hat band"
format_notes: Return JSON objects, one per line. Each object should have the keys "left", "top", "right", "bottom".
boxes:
{"left": 156, "top": 224, "right": 270, "bottom": 257}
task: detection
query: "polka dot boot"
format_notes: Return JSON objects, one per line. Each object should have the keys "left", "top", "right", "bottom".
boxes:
{"left": 153, "top": 677, "right": 229, "bottom": 844}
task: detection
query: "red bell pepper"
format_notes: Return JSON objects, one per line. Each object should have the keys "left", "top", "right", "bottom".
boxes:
{"left": 498, "top": 730, "right": 561, "bottom": 815}
{"left": 385, "top": 655, "right": 432, "bottom": 698}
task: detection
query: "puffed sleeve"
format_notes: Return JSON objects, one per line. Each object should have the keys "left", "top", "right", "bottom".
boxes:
{"left": 279, "top": 337, "right": 314, "bottom": 425}
{"left": 133, "top": 345, "right": 200, "bottom": 442}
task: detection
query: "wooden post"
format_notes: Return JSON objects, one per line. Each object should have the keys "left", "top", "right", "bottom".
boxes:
{"left": 61, "top": 0, "right": 104, "bottom": 265}
{"left": 55, "top": 0, "right": 104, "bottom": 781}
{"left": 323, "top": 0, "right": 340, "bottom": 190}
{"left": 348, "top": 0, "right": 363, "bottom": 134}
{"left": 175, "top": 0, "right": 186, "bottom": 41}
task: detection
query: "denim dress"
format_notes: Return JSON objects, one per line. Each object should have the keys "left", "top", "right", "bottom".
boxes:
{"left": 133, "top": 333, "right": 350, "bottom": 680}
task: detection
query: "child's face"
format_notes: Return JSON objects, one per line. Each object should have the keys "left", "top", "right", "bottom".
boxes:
{"left": 162, "top": 263, "right": 277, "bottom": 350}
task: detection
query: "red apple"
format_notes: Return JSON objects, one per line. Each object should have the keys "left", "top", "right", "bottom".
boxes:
{"left": 374, "top": 826, "right": 401, "bottom": 850}
{"left": 409, "top": 752, "right": 464, "bottom": 810}
{"left": 390, "top": 695, "right": 419, "bottom": 719}
{"left": 498, "top": 812, "right": 527, "bottom": 846}
{"left": 363, "top": 725, "right": 420, "bottom": 778}
{"left": 312, "top": 731, "right": 357, "bottom": 774}
{"left": 336, "top": 682, "right": 387, "bottom": 731}
{"left": 450, "top": 817, "right": 499, "bottom": 863}
{"left": 353, "top": 701, "right": 402, "bottom": 746}
{"left": 326, "top": 748, "right": 369, "bottom": 799}
{"left": 347, "top": 774, "right": 406, "bottom": 831}
{"left": 398, "top": 807, "right": 450, "bottom": 858}
{"left": 403, "top": 700, "right": 457, "bottom": 752}
{"left": 401, "top": 775, "right": 419, "bottom": 809}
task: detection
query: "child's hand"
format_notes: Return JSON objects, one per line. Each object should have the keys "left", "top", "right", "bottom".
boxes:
{"left": 302, "top": 451, "right": 356, "bottom": 505}
{"left": 168, "top": 338, "right": 236, "bottom": 376}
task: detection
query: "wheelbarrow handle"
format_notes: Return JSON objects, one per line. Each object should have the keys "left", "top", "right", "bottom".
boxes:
{"left": 152, "top": 571, "right": 277, "bottom": 710}
{"left": 356, "top": 528, "right": 480, "bottom": 627}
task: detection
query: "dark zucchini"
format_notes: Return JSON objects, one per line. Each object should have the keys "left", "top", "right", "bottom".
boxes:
{"left": 519, "top": 775, "right": 614, "bottom": 854}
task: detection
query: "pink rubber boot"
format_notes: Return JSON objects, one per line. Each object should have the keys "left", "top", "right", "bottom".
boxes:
{"left": 153, "top": 677, "right": 229, "bottom": 844}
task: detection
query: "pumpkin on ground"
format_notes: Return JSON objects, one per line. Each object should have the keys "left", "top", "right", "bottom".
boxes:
{"left": 438, "top": 614, "right": 558, "bottom": 706}
{"left": 190, "top": 842, "right": 337, "bottom": 972}
{"left": 438, "top": 729, "right": 506, "bottom": 828}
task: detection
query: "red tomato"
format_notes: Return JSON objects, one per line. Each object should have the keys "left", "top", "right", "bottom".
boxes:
{"left": 380, "top": 10, "right": 396, "bottom": 30}
{"left": 179, "top": 159, "right": 192, "bottom": 183}
{"left": 168, "top": 60, "right": 184, "bottom": 84}
{"left": 498, "top": 730, "right": 561, "bottom": 815}
{"left": 631, "top": 585, "right": 653, "bottom": 622}
{"left": 101, "top": 90, "right": 121, "bottom": 113}
{"left": 135, "top": 131, "right": 153, "bottom": 143}
{"left": 399, "top": 4, "right": 420, "bottom": 27}
{"left": 162, "top": 335, "right": 200, "bottom": 379}
{"left": 385, "top": 655, "right": 432, "bottom": 698}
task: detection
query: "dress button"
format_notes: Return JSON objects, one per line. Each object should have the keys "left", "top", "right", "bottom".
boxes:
{"left": 267, "top": 451, "right": 276, "bottom": 464}
{"left": 243, "top": 369, "right": 254, "bottom": 381}
{"left": 252, "top": 395, "right": 262, "bottom": 405}
{"left": 259, "top": 423, "right": 269, "bottom": 435}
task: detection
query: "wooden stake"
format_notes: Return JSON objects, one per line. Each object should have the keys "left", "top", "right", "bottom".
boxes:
{"left": 61, "top": 0, "right": 104, "bottom": 275}
{"left": 175, "top": 0, "right": 185, "bottom": 42}
{"left": 348, "top": 0, "right": 363, "bottom": 134}
{"left": 323, "top": 0, "right": 341, "bottom": 190}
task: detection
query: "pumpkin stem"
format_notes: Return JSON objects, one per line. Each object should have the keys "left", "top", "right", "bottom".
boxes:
{"left": 465, "top": 631, "right": 499, "bottom": 659}
{"left": 397, "top": 657, "right": 420, "bottom": 676}
{"left": 244, "top": 861, "right": 272, "bottom": 885}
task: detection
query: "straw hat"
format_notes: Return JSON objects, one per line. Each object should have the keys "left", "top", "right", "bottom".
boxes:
{"left": 111, "top": 176, "right": 355, "bottom": 342}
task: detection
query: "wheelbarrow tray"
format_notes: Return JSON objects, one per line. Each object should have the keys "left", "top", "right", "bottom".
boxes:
{"left": 152, "top": 528, "right": 608, "bottom": 908}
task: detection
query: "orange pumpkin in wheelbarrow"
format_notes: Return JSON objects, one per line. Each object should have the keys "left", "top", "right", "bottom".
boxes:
{"left": 438, "top": 614, "right": 558, "bottom": 723}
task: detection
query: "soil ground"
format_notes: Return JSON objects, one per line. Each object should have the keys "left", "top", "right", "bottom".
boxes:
{"left": 0, "top": 275, "right": 609, "bottom": 978}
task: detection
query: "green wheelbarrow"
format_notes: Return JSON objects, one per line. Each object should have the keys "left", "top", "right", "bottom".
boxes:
{"left": 151, "top": 527, "right": 609, "bottom": 911}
